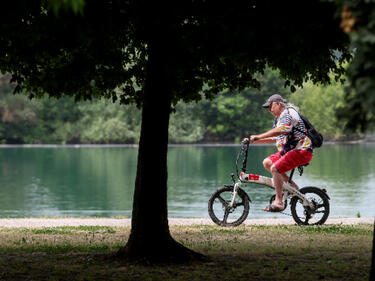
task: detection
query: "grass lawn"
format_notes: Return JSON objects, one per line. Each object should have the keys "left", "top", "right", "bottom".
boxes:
{"left": 0, "top": 224, "right": 372, "bottom": 281}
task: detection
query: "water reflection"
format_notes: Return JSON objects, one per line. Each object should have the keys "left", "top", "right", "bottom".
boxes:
{"left": 0, "top": 147, "right": 137, "bottom": 217}
{"left": 0, "top": 144, "right": 374, "bottom": 218}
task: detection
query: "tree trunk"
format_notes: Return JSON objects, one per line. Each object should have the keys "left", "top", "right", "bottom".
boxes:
{"left": 370, "top": 221, "right": 375, "bottom": 280}
{"left": 117, "top": 26, "right": 204, "bottom": 263}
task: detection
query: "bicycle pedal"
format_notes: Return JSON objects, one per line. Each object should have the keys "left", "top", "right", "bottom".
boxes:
{"left": 283, "top": 192, "right": 292, "bottom": 198}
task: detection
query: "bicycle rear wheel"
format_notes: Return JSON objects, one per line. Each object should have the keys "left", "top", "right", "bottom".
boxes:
{"left": 290, "top": 186, "right": 330, "bottom": 225}
{"left": 208, "top": 186, "right": 250, "bottom": 226}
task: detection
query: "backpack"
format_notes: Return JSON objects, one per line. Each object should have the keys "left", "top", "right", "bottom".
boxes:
{"left": 288, "top": 108, "right": 324, "bottom": 149}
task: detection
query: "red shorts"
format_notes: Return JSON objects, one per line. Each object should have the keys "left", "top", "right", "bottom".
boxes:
{"left": 268, "top": 150, "right": 313, "bottom": 174}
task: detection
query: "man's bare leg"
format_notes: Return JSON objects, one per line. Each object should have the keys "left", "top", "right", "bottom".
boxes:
{"left": 263, "top": 158, "right": 299, "bottom": 190}
{"left": 267, "top": 164, "right": 285, "bottom": 210}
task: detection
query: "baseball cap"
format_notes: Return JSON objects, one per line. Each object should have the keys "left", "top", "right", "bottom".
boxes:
{"left": 262, "top": 94, "right": 286, "bottom": 108}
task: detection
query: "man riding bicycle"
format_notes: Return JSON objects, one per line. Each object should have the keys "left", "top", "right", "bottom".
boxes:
{"left": 246, "top": 94, "right": 313, "bottom": 212}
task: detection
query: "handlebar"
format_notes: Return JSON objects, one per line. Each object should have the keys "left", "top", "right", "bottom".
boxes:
{"left": 241, "top": 141, "right": 249, "bottom": 172}
{"left": 236, "top": 140, "right": 250, "bottom": 178}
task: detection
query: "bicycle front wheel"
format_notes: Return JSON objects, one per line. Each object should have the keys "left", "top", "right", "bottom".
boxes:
{"left": 208, "top": 186, "right": 250, "bottom": 227}
{"left": 290, "top": 186, "right": 330, "bottom": 225}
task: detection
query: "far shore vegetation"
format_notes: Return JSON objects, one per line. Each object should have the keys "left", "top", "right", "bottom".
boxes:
{"left": 0, "top": 224, "right": 372, "bottom": 280}
{"left": 0, "top": 68, "right": 370, "bottom": 146}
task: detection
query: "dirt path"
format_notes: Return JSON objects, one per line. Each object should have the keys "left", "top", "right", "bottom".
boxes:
{"left": 0, "top": 217, "right": 372, "bottom": 228}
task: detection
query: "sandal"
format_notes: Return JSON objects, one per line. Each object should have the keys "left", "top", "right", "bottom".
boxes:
{"left": 263, "top": 204, "right": 285, "bottom": 212}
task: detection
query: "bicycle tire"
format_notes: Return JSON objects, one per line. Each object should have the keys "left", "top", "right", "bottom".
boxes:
{"left": 208, "top": 186, "right": 250, "bottom": 227}
{"left": 290, "top": 186, "right": 330, "bottom": 225}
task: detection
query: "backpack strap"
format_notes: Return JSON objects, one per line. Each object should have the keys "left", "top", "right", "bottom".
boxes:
{"left": 272, "top": 117, "right": 278, "bottom": 128}
{"left": 286, "top": 107, "right": 307, "bottom": 137}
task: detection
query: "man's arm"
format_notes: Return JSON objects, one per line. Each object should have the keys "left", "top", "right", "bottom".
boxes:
{"left": 250, "top": 127, "right": 283, "bottom": 143}
{"left": 251, "top": 137, "right": 275, "bottom": 144}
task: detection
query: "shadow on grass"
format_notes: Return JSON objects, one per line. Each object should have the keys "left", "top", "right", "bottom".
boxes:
{"left": 0, "top": 224, "right": 372, "bottom": 280}
{"left": 0, "top": 247, "right": 371, "bottom": 281}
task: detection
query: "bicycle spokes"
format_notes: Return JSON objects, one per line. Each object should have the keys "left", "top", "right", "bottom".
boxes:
{"left": 217, "top": 195, "right": 228, "bottom": 208}
{"left": 290, "top": 187, "right": 330, "bottom": 225}
{"left": 208, "top": 186, "right": 250, "bottom": 226}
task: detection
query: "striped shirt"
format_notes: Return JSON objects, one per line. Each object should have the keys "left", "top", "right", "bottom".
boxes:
{"left": 272, "top": 107, "right": 313, "bottom": 154}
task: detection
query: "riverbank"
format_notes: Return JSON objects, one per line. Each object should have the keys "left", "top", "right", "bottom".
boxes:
{"left": 0, "top": 140, "right": 374, "bottom": 148}
{"left": 0, "top": 217, "right": 372, "bottom": 228}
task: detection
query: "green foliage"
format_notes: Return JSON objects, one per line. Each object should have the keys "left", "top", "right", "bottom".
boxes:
{"left": 0, "top": 76, "right": 142, "bottom": 144}
{"left": 0, "top": 68, "right": 362, "bottom": 144}
{"left": 289, "top": 78, "right": 362, "bottom": 140}
{"left": 198, "top": 68, "right": 291, "bottom": 142}
{"left": 38, "top": 96, "right": 82, "bottom": 143}
{"left": 336, "top": 0, "right": 375, "bottom": 132}
{"left": 169, "top": 102, "right": 204, "bottom": 143}
{"left": 48, "top": 0, "right": 86, "bottom": 15}
{"left": 199, "top": 90, "right": 268, "bottom": 142}
{"left": 77, "top": 100, "right": 141, "bottom": 144}
{"left": 0, "top": 85, "right": 41, "bottom": 144}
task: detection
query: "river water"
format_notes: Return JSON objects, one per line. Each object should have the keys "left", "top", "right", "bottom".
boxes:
{"left": 0, "top": 143, "right": 374, "bottom": 219}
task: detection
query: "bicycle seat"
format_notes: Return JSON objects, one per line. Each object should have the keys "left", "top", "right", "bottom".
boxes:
{"left": 297, "top": 164, "right": 309, "bottom": 176}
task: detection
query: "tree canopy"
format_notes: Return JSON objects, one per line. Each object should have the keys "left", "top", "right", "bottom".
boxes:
{"left": 1, "top": 1, "right": 351, "bottom": 103}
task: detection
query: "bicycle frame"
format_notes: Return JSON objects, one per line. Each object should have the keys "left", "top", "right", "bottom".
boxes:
{"left": 229, "top": 142, "right": 314, "bottom": 209}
